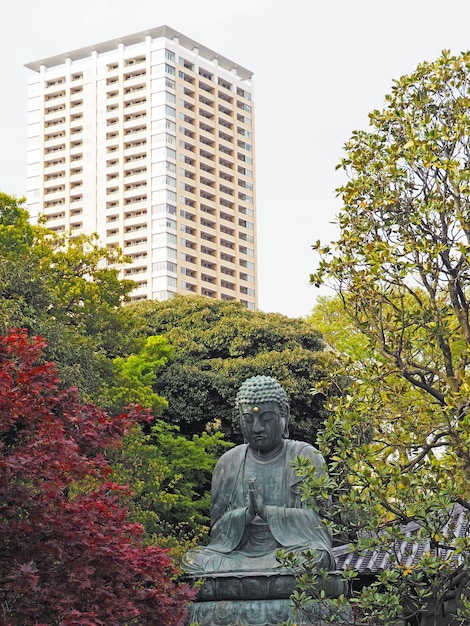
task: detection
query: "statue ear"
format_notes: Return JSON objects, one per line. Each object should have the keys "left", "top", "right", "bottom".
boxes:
{"left": 283, "top": 408, "right": 290, "bottom": 439}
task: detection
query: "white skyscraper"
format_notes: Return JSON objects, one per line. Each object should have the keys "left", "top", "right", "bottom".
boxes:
{"left": 26, "top": 25, "right": 257, "bottom": 309}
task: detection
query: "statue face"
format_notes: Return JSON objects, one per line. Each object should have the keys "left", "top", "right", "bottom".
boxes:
{"left": 239, "top": 401, "right": 285, "bottom": 453}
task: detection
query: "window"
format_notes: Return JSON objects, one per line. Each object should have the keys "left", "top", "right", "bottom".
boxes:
{"left": 153, "top": 260, "right": 177, "bottom": 273}
{"left": 125, "top": 56, "right": 146, "bottom": 67}
{"left": 181, "top": 266, "right": 196, "bottom": 277}
{"left": 218, "top": 77, "right": 232, "bottom": 89}
{"left": 181, "top": 238, "right": 196, "bottom": 249}
{"left": 219, "top": 92, "right": 233, "bottom": 104}
{"left": 46, "top": 77, "right": 65, "bottom": 88}
{"left": 237, "top": 140, "right": 252, "bottom": 152}
{"left": 165, "top": 63, "right": 175, "bottom": 76}
{"left": 199, "top": 67, "right": 213, "bottom": 80}
{"left": 199, "top": 94, "right": 214, "bottom": 107}
{"left": 179, "top": 70, "right": 194, "bottom": 84}
{"left": 219, "top": 130, "right": 232, "bottom": 142}
{"left": 153, "top": 132, "right": 176, "bottom": 146}
{"left": 180, "top": 209, "right": 195, "bottom": 220}
{"left": 220, "top": 211, "right": 234, "bottom": 223}
{"left": 152, "top": 232, "right": 177, "bottom": 245}
{"left": 154, "top": 217, "right": 176, "bottom": 230}
{"left": 45, "top": 90, "right": 66, "bottom": 102}
{"left": 152, "top": 203, "right": 176, "bottom": 215}
{"left": 236, "top": 87, "right": 252, "bottom": 100}
{"left": 153, "top": 290, "right": 175, "bottom": 300}
{"left": 179, "top": 57, "right": 194, "bottom": 70}
{"left": 239, "top": 245, "right": 255, "bottom": 257}
{"left": 237, "top": 127, "right": 252, "bottom": 138}
{"left": 181, "top": 223, "right": 195, "bottom": 235}
{"left": 237, "top": 101, "right": 252, "bottom": 113}
{"left": 181, "top": 281, "right": 196, "bottom": 292}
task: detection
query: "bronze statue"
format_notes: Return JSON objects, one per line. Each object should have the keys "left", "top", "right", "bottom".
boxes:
{"left": 183, "top": 375, "right": 334, "bottom": 576}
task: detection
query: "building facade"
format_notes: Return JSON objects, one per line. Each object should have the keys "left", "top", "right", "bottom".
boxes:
{"left": 25, "top": 25, "right": 257, "bottom": 308}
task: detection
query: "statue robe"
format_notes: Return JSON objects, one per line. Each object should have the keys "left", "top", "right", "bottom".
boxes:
{"left": 183, "top": 440, "right": 334, "bottom": 575}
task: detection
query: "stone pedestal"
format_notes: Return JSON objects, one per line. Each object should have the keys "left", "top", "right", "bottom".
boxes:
{"left": 185, "top": 572, "right": 353, "bottom": 626}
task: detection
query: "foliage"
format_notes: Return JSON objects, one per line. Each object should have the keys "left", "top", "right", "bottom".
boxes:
{"left": 0, "top": 192, "right": 137, "bottom": 398}
{"left": 305, "top": 50, "right": 470, "bottom": 624}
{"left": 91, "top": 331, "right": 229, "bottom": 548}
{"left": 98, "top": 335, "right": 173, "bottom": 416}
{"left": 0, "top": 197, "right": 228, "bottom": 554}
{"left": 109, "top": 422, "right": 230, "bottom": 553}
{"left": 126, "top": 295, "right": 330, "bottom": 442}
{"left": 0, "top": 329, "right": 194, "bottom": 625}
{"left": 277, "top": 549, "right": 352, "bottom": 626}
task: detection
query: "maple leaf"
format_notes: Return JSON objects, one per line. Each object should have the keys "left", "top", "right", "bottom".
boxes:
{"left": 0, "top": 329, "right": 195, "bottom": 625}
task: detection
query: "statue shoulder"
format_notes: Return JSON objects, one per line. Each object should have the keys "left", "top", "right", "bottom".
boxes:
{"left": 215, "top": 443, "right": 248, "bottom": 468}
{"left": 285, "top": 439, "right": 325, "bottom": 463}
{"left": 285, "top": 439, "right": 319, "bottom": 454}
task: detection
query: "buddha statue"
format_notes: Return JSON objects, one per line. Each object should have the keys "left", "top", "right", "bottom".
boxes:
{"left": 183, "top": 375, "right": 334, "bottom": 576}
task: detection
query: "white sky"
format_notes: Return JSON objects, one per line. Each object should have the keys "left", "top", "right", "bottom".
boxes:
{"left": 2, "top": 0, "right": 470, "bottom": 317}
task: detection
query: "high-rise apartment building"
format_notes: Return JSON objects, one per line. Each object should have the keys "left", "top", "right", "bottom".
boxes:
{"left": 25, "top": 25, "right": 257, "bottom": 309}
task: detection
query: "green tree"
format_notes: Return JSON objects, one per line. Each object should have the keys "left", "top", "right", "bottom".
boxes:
{"left": 91, "top": 332, "right": 229, "bottom": 549}
{"left": 98, "top": 335, "right": 173, "bottom": 416}
{"left": 307, "top": 51, "right": 470, "bottom": 624}
{"left": 0, "top": 192, "right": 137, "bottom": 398}
{"left": 126, "top": 295, "right": 329, "bottom": 442}
{"left": 109, "top": 422, "right": 229, "bottom": 553}
{"left": 0, "top": 194, "right": 225, "bottom": 551}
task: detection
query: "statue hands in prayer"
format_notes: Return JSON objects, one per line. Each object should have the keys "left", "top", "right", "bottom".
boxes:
{"left": 182, "top": 375, "right": 335, "bottom": 576}
{"left": 247, "top": 478, "right": 266, "bottom": 522}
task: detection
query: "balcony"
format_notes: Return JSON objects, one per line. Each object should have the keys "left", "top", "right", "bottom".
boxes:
{"left": 124, "top": 237, "right": 148, "bottom": 252}
{"left": 123, "top": 141, "right": 147, "bottom": 157}
{"left": 44, "top": 159, "right": 66, "bottom": 174}
{"left": 123, "top": 73, "right": 147, "bottom": 87}
{"left": 44, "top": 106, "right": 66, "bottom": 123}
{"left": 44, "top": 187, "right": 66, "bottom": 201}
{"left": 124, "top": 210, "right": 148, "bottom": 226}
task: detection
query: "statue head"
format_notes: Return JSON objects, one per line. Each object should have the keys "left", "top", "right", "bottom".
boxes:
{"left": 236, "top": 376, "right": 290, "bottom": 451}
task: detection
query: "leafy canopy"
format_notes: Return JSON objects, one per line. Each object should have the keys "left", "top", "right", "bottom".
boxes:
{"left": 0, "top": 194, "right": 223, "bottom": 552}
{"left": 307, "top": 50, "right": 470, "bottom": 625}
{"left": 126, "top": 295, "right": 329, "bottom": 442}
{"left": 0, "top": 329, "right": 193, "bottom": 626}
{"left": 98, "top": 335, "right": 173, "bottom": 416}
{"left": 110, "top": 422, "right": 229, "bottom": 552}
{"left": 94, "top": 331, "right": 228, "bottom": 548}
{"left": 0, "top": 192, "right": 137, "bottom": 398}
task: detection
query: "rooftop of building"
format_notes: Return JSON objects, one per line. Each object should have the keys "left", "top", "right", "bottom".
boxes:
{"left": 333, "top": 504, "right": 469, "bottom": 576}
{"left": 25, "top": 25, "right": 253, "bottom": 80}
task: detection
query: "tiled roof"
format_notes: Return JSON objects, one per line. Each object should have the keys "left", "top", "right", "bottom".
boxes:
{"left": 332, "top": 504, "right": 469, "bottom": 575}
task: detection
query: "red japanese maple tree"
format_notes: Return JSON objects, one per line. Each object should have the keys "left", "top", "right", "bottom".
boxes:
{"left": 0, "top": 329, "right": 194, "bottom": 625}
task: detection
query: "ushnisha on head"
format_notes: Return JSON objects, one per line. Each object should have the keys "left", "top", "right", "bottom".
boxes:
{"left": 236, "top": 376, "right": 290, "bottom": 451}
